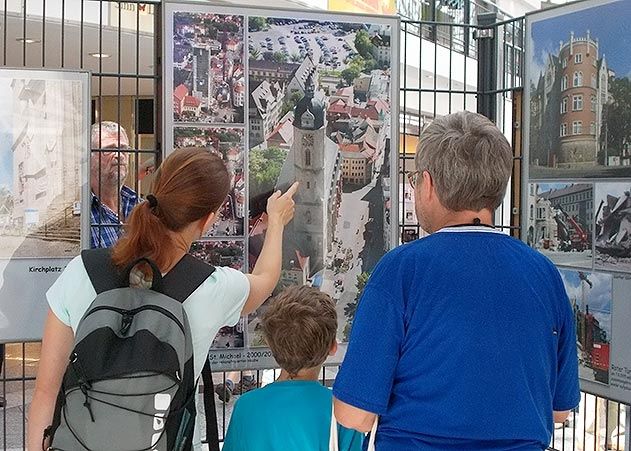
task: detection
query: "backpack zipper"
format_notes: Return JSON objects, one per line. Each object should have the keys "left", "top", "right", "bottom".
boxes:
{"left": 84, "top": 305, "right": 185, "bottom": 335}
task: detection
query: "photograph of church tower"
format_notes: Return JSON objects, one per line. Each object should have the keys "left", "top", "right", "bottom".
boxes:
{"left": 247, "top": 16, "right": 394, "bottom": 345}
{"left": 276, "top": 75, "right": 342, "bottom": 271}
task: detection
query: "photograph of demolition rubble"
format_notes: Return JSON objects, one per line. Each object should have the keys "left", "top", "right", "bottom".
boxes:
{"left": 526, "top": 183, "right": 593, "bottom": 268}
{"left": 174, "top": 127, "right": 245, "bottom": 237}
{"left": 527, "top": 1, "right": 631, "bottom": 179}
{"left": 172, "top": 13, "right": 245, "bottom": 124}
{"left": 594, "top": 183, "right": 631, "bottom": 273}
{"left": 0, "top": 73, "right": 86, "bottom": 259}
{"left": 246, "top": 16, "right": 395, "bottom": 346}
{"left": 560, "top": 269, "right": 612, "bottom": 385}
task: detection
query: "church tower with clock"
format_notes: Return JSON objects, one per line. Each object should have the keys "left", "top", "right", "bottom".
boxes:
{"left": 291, "top": 75, "right": 327, "bottom": 265}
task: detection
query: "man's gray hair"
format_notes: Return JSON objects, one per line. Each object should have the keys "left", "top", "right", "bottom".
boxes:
{"left": 415, "top": 111, "right": 512, "bottom": 212}
{"left": 91, "top": 121, "right": 129, "bottom": 148}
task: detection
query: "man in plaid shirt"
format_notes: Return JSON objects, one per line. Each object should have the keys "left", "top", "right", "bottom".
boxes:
{"left": 90, "top": 121, "right": 140, "bottom": 248}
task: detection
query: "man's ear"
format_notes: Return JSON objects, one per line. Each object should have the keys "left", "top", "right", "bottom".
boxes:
{"left": 419, "top": 170, "right": 434, "bottom": 201}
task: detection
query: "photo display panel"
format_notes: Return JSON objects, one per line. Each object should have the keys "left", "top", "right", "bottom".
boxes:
{"left": 0, "top": 68, "right": 90, "bottom": 342}
{"left": 524, "top": 0, "right": 631, "bottom": 403}
{"left": 164, "top": 3, "right": 399, "bottom": 370}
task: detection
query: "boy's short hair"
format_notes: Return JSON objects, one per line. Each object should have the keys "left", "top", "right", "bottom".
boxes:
{"left": 262, "top": 285, "right": 337, "bottom": 376}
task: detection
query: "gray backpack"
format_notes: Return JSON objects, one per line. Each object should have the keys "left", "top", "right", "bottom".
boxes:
{"left": 44, "top": 249, "right": 215, "bottom": 451}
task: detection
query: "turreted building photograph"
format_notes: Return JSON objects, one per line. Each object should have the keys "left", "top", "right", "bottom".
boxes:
{"left": 527, "top": 1, "right": 631, "bottom": 178}
{"left": 247, "top": 16, "right": 393, "bottom": 343}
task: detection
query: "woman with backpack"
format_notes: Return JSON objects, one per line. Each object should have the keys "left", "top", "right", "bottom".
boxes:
{"left": 28, "top": 147, "right": 298, "bottom": 451}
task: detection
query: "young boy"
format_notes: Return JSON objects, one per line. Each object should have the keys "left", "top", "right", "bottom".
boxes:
{"left": 223, "top": 286, "right": 363, "bottom": 451}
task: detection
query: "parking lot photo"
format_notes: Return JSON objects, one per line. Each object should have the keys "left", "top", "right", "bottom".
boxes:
{"left": 174, "top": 127, "right": 245, "bottom": 237}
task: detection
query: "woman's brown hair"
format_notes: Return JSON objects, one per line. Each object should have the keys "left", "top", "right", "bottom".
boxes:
{"left": 112, "top": 147, "right": 230, "bottom": 269}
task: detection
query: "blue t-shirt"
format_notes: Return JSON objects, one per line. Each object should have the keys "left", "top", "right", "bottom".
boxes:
{"left": 223, "top": 380, "right": 364, "bottom": 451}
{"left": 333, "top": 228, "right": 580, "bottom": 451}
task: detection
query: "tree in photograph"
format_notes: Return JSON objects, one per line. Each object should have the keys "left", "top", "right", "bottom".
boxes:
{"left": 250, "top": 48, "right": 261, "bottom": 60}
{"left": 354, "top": 272, "right": 369, "bottom": 298}
{"left": 217, "top": 130, "right": 242, "bottom": 143}
{"left": 343, "top": 271, "right": 370, "bottom": 320}
{"left": 281, "top": 91, "right": 303, "bottom": 117}
{"left": 249, "top": 146, "right": 288, "bottom": 196}
{"left": 272, "top": 51, "right": 288, "bottom": 64}
{"left": 601, "top": 76, "right": 631, "bottom": 163}
{"left": 249, "top": 16, "right": 267, "bottom": 32}
{"left": 341, "top": 67, "right": 361, "bottom": 86}
{"left": 363, "top": 57, "right": 379, "bottom": 73}
{"left": 354, "top": 29, "right": 374, "bottom": 60}
{"left": 289, "top": 52, "right": 303, "bottom": 63}
{"left": 224, "top": 23, "right": 240, "bottom": 34}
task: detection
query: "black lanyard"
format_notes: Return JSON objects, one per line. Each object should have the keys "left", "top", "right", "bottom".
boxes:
{"left": 445, "top": 218, "right": 495, "bottom": 229}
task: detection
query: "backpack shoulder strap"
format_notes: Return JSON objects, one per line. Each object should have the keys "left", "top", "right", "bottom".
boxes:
{"left": 161, "top": 254, "right": 216, "bottom": 303}
{"left": 81, "top": 250, "right": 215, "bottom": 301}
{"left": 163, "top": 255, "right": 219, "bottom": 451}
{"left": 81, "top": 248, "right": 125, "bottom": 294}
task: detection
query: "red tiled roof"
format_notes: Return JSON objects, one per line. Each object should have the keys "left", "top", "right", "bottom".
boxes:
{"left": 183, "top": 95, "right": 201, "bottom": 107}
{"left": 174, "top": 84, "right": 188, "bottom": 102}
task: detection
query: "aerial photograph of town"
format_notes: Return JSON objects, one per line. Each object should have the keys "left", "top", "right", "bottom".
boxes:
{"left": 189, "top": 239, "right": 246, "bottom": 349}
{"left": 174, "top": 127, "right": 245, "bottom": 237}
{"left": 189, "top": 239, "right": 245, "bottom": 270}
{"left": 246, "top": 17, "right": 394, "bottom": 345}
{"left": 172, "top": 12, "right": 245, "bottom": 124}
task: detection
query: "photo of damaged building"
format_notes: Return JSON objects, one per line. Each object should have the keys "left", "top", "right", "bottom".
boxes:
{"left": 526, "top": 183, "right": 593, "bottom": 268}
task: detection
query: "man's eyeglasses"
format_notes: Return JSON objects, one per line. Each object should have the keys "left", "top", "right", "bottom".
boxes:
{"left": 407, "top": 170, "right": 420, "bottom": 188}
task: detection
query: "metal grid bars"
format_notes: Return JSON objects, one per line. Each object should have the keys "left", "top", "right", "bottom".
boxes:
{"left": 0, "top": 1, "right": 161, "bottom": 448}
{"left": 0, "top": 3, "right": 630, "bottom": 450}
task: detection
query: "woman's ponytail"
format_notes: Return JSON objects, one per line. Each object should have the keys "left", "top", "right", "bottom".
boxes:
{"left": 111, "top": 147, "right": 230, "bottom": 270}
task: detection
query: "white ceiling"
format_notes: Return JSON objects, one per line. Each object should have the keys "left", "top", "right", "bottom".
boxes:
{"left": 0, "top": 12, "right": 156, "bottom": 96}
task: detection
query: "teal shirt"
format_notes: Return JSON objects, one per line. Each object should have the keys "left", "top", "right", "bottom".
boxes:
{"left": 223, "top": 380, "right": 364, "bottom": 451}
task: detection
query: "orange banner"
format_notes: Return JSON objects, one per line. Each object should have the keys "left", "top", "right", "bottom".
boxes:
{"left": 328, "top": 0, "right": 396, "bottom": 15}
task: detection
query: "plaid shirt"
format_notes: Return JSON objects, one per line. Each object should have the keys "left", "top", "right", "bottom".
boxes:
{"left": 90, "top": 185, "right": 140, "bottom": 248}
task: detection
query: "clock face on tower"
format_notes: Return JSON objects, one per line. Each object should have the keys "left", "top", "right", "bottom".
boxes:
{"left": 302, "top": 135, "right": 314, "bottom": 147}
